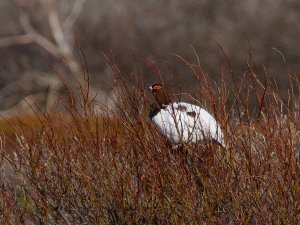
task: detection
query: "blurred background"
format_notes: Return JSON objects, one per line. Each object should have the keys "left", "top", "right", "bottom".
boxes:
{"left": 0, "top": 0, "right": 299, "bottom": 116}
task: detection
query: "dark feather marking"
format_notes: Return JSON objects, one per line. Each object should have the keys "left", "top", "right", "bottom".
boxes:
{"left": 149, "top": 106, "right": 161, "bottom": 119}
{"left": 187, "top": 111, "right": 196, "bottom": 118}
{"left": 177, "top": 105, "right": 187, "bottom": 112}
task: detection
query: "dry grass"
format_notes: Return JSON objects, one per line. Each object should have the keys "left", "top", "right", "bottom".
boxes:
{"left": 0, "top": 53, "right": 299, "bottom": 224}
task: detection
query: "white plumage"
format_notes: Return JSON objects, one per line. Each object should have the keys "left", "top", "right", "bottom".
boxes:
{"left": 151, "top": 102, "right": 226, "bottom": 147}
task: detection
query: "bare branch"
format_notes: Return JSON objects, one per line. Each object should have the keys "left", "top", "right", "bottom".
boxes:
{"left": 2, "top": 0, "right": 82, "bottom": 78}
{"left": 19, "top": 13, "right": 36, "bottom": 34}
{"left": 0, "top": 33, "right": 61, "bottom": 57}
{"left": 48, "top": 8, "right": 80, "bottom": 75}
{"left": 0, "top": 34, "right": 33, "bottom": 47}
{"left": 63, "top": 0, "right": 87, "bottom": 33}
{"left": 48, "top": 9, "right": 70, "bottom": 55}
{"left": 33, "top": 34, "right": 61, "bottom": 57}
{"left": 19, "top": 12, "right": 61, "bottom": 57}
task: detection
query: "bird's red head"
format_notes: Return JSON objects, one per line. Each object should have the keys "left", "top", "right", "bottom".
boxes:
{"left": 148, "top": 83, "right": 170, "bottom": 106}
{"left": 148, "top": 83, "right": 162, "bottom": 90}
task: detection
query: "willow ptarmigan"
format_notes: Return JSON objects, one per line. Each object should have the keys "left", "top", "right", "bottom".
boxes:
{"left": 148, "top": 83, "right": 226, "bottom": 148}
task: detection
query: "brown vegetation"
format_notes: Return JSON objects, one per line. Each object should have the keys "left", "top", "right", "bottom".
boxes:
{"left": 0, "top": 53, "right": 299, "bottom": 224}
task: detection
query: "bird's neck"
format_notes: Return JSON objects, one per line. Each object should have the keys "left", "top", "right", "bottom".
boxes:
{"left": 154, "top": 91, "right": 171, "bottom": 107}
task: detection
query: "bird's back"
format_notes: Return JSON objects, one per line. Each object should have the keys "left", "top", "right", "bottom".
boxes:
{"left": 151, "top": 102, "right": 225, "bottom": 147}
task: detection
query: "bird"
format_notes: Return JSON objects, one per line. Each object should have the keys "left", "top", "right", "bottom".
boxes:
{"left": 148, "top": 83, "right": 226, "bottom": 148}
